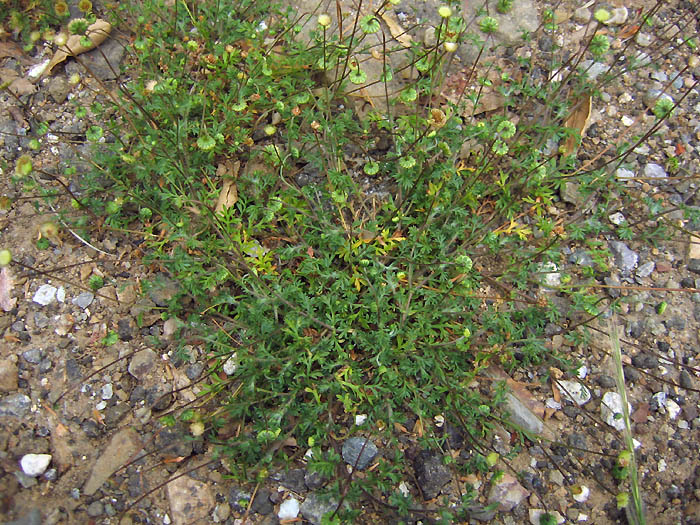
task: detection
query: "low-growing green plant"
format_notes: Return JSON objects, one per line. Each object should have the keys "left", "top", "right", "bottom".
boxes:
{"left": 4, "top": 0, "right": 697, "bottom": 521}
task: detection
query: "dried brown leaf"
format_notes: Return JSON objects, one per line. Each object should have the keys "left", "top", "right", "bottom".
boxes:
{"left": 562, "top": 93, "right": 592, "bottom": 157}
{"left": 380, "top": 12, "right": 413, "bottom": 48}
{"left": 43, "top": 19, "right": 112, "bottom": 77}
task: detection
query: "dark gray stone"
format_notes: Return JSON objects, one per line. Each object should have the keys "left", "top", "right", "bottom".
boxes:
{"left": 413, "top": 450, "right": 451, "bottom": 500}
{"left": 155, "top": 423, "right": 193, "bottom": 459}
{"left": 0, "top": 393, "right": 31, "bottom": 418}
{"left": 632, "top": 354, "right": 659, "bottom": 369}
{"left": 117, "top": 318, "right": 135, "bottom": 341}
{"left": 300, "top": 493, "right": 339, "bottom": 525}
{"left": 250, "top": 488, "right": 274, "bottom": 515}
{"left": 272, "top": 468, "right": 307, "bottom": 493}
{"left": 341, "top": 437, "right": 378, "bottom": 470}
{"left": 185, "top": 362, "right": 205, "bottom": 381}
{"left": 604, "top": 276, "right": 621, "bottom": 298}
{"left": 689, "top": 259, "right": 700, "bottom": 275}
{"left": 680, "top": 370, "right": 694, "bottom": 389}
{"left": 597, "top": 375, "right": 616, "bottom": 388}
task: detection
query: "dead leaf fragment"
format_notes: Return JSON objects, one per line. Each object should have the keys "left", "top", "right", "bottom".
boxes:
{"left": 42, "top": 19, "right": 112, "bottom": 78}
{"left": 0, "top": 68, "right": 37, "bottom": 97}
{"left": 562, "top": 93, "right": 592, "bottom": 157}
{"left": 215, "top": 160, "right": 240, "bottom": 215}
{"left": 0, "top": 266, "right": 17, "bottom": 312}
{"left": 380, "top": 11, "right": 413, "bottom": 48}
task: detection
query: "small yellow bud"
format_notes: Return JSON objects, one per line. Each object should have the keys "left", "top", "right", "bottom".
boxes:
{"left": 444, "top": 41, "right": 458, "bottom": 52}
{"left": 318, "top": 14, "right": 332, "bottom": 27}
{"left": 438, "top": 6, "right": 452, "bottom": 18}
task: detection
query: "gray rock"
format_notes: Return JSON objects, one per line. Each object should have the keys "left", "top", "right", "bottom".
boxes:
{"left": 413, "top": 450, "right": 451, "bottom": 500}
{"left": 147, "top": 276, "right": 180, "bottom": 307}
{"left": 117, "top": 318, "right": 135, "bottom": 341}
{"left": 155, "top": 423, "right": 193, "bottom": 459}
{"left": 250, "top": 488, "right": 274, "bottom": 515}
{"left": 643, "top": 163, "right": 667, "bottom": 179}
{"left": 72, "top": 292, "right": 95, "bottom": 310}
{"left": 83, "top": 428, "right": 142, "bottom": 495}
{"left": 33, "top": 284, "right": 58, "bottom": 306}
{"left": 300, "top": 493, "right": 339, "bottom": 525}
{"left": 573, "top": 7, "right": 590, "bottom": 24}
{"left": 272, "top": 468, "right": 307, "bottom": 493}
{"left": 462, "top": 0, "right": 539, "bottom": 46}
{"left": 185, "top": 362, "right": 205, "bottom": 380}
{"left": 643, "top": 89, "right": 673, "bottom": 110}
{"left": 680, "top": 370, "right": 694, "bottom": 389}
{"left": 503, "top": 392, "right": 543, "bottom": 435}
{"left": 33, "top": 311, "right": 50, "bottom": 329}
{"left": 86, "top": 501, "right": 104, "bottom": 517}
{"left": 688, "top": 259, "right": 700, "bottom": 275}
{"left": 65, "top": 37, "right": 126, "bottom": 81}
{"left": 569, "top": 252, "right": 594, "bottom": 266}
{"left": 0, "top": 393, "right": 31, "bottom": 418}
{"left": 128, "top": 349, "right": 158, "bottom": 379}
{"left": 616, "top": 167, "right": 635, "bottom": 180}
{"left": 488, "top": 473, "right": 529, "bottom": 511}
{"left": 604, "top": 276, "right": 621, "bottom": 298}
{"left": 466, "top": 504, "right": 497, "bottom": 521}
{"left": 635, "top": 32, "right": 653, "bottom": 47}
{"left": 22, "top": 348, "right": 43, "bottom": 364}
{"left": 47, "top": 77, "right": 71, "bottom": 103}
{"left": 14, "top": 470, "right": 38, "bottom": 489}
{"left": 636, "top": 261, "right": 655, "bottom": 278}
{"left": 609, "top": 241, "right": 638, "bottom": 275}
{"left": 0, "top": 359, "right": 19, "bottom": 392}
{"left": 580, "top": 60, "right": 609, "bottom": 81}
{"left": 560, "top": 182, "right": 585, "bottom": 206}
{"left": 342, "top": 437, "right": 378, "bottom": 470}
{"left": 632, "top": 354, "right": 659, "bottom": 369}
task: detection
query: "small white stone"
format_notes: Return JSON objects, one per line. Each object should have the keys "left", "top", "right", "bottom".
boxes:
{"left": 33, "top": 284, "right": 58, "bottom": 306}
{"left": 601, "top": 391, "right": 632, "bottom": 431}
{"left": 398, "top": 481, "right": 410, "bottom": 496}
{"left": 621, "top": 115, "right": 635, "bottom": 127}
{"left": 56, "top": 286, "right": 66, "bottom": 302}
{"left": 222, "top": 353, "right": 237, "bottom": 375}
{"left": 618, "top": 93, "right": 632, "bottom": 104}
{"left": 278, "top": 497, "right": 300, "bottom": 520}
{"left": 96, "top": 400, "right": 107, "bottom": 410}
{"left": 658, "top": 458, "right": 667, "bottom": 472}
{"left": 20, "top": 454, "right": 52, "bottom": 477}
{"left": 355, "top": 414, "right": 367, "bottom": 426}
{"left": 163, "top": 514, "right": 171, "bottom": 525}
{"left": 577, "top": 513, "right": 589, "bottom": 521}
{"left": 666, "top": 398, "right": 681, "bottom": 420}
{"left": 576, "top": 366, "right": 588, "bottom": 379}
{"left": 101, "top": 383, "right": 114, "bottom": 400}
{"left": 573, "top": 485, "right": 590, "bottom": 502}
{"left": 434, "top": 414, "right": 445, "bottom": 427}
{"left": 609, "top": 212, "right": 626, "bottom": 225}
{"left": 557, "top": 380, "right": 592, "bottom": 406}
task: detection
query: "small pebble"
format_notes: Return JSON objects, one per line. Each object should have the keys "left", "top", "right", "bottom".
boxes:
{"left": 20, "top": 454, "right": 52, "bottom": 477}
{"left": 33, "top": 285, "right": 58, "bottom": 306}
{"left": 278, "top": 497, "right": 300, "bottom": 520}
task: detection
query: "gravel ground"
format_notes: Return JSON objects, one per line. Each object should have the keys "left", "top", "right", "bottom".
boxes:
{"left": 1, "top": 0, "right": 700, "bottom": 524}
